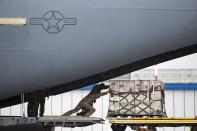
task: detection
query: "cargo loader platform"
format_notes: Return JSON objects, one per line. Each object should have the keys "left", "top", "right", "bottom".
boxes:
{"left": 109, "top": 117, "right": 197, "bottom": 127}
{"left": 109, "top": 117, "right": 197, "bottom": 131}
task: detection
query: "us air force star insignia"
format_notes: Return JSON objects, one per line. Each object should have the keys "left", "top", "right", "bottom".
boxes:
{"left": 30, "top": 11, "right": 77, "bottom": 34}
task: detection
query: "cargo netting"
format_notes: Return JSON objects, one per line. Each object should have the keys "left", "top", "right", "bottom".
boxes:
{"left": 108, "top": 80, "right": 167, "bottom": 117}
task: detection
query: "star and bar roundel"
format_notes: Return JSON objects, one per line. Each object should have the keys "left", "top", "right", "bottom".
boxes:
{"left": 30, "top": 11, "right": 77, "bottom": 34}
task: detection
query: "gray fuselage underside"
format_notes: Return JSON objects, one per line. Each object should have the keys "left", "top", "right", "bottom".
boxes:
{"left": 0, "top": 0, "right": 197, "bottom": 100}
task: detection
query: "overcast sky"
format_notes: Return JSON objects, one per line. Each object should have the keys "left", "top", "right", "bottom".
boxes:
{"left": 146, "top": 53, "right": 197, "bottom": 69}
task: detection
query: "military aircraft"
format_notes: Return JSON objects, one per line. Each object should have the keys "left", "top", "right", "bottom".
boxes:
{"left": 0, "top": 0, "right": 197, "bottom": 108}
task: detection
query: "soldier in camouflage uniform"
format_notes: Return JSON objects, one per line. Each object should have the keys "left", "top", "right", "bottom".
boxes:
{"left": 27, "top": 89, "right": 50, "bottom": 117}
{"left": 62, "top": 83, "right": 109, "bottom": 117}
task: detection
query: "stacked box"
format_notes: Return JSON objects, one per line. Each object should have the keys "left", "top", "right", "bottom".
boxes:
{"left": 108, "top": 80, "right": 166, "bottom": 117}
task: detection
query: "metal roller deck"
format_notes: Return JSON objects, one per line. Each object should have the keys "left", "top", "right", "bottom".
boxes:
{"left": 109, "top": 117, "right": 197, "bottom": 127}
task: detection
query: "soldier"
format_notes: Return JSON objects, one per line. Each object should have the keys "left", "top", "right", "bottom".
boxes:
{"left": 27, "top": 89, "right": 50, "bottom": 117}
{"left": 62, "top": 83, "right": 109, "bottom": 117}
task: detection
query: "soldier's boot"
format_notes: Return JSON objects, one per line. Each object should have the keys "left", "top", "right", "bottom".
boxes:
{"left": 76, "top": 112, "right": 84, "bottom": 116}
{"left": 77, "top": 109, "right": 86, "bottom": 116}
{"left": 62, "top": 105, "right": 81, "bottom": 116}
{"left": 62, "top": 109, "right": 79, "bottom": 116}
{"left": 84, "top": 108, "right": 96, "bottom": 117}
{"left": 62, "top": 110, "right": 73, "bottom": 116}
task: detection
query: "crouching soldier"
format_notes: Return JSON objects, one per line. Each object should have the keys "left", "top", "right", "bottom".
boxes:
{"left": 62, "top": 83, "right": 109, "bottom": 117}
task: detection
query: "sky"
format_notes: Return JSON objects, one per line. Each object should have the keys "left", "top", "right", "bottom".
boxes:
{"left": 146, "top": 53, "right": 197, "bottom": 69}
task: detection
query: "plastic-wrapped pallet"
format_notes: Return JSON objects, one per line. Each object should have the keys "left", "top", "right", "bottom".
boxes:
{"left": 108, "top": 80, "right": 166, "bottom": 117}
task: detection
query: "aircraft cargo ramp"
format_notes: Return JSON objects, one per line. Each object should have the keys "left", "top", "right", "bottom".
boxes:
{"left": 0, "top": 116, "right": 104, "bottom": 131}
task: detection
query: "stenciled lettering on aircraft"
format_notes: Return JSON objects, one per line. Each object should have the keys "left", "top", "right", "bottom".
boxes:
{"left": 30, "top": 11, "right": 77, "bottom": 34}
{"left": 0, "top": 18, "right": 26, "bottom": 25}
